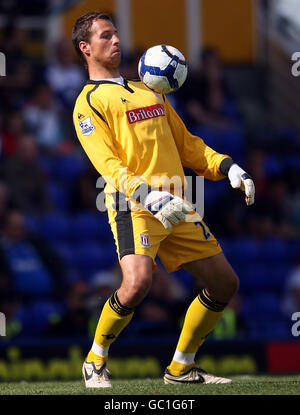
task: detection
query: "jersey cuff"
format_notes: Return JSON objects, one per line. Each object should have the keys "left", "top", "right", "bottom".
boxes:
{"left": 219, "top": 158, "right": 235, "bottom": 176}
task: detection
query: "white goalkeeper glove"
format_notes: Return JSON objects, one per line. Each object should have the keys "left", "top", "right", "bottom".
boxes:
{"left": 228, "top": 163, "right": 255, "bottom": 205}
{"left": 144, "top": 190, "right": 193, "bottom": 229}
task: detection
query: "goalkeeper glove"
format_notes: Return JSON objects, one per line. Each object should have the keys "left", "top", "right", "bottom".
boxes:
{"left": 228, "top": 163, "right": 255, "bottom": 205}
{"left": 144, "top": 190, "right": 193, "bottom": 230}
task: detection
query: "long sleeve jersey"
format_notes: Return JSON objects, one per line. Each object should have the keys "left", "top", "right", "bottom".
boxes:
{"left": 73, "top": 79, "right": 230, "bottom": 200}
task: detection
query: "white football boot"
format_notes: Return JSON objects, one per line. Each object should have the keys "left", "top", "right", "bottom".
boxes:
{"left": 164, "top": 366, "right": 232, "bottom": 384}
{"left": 82, "top": 360, "right": 112, "bottom": 388}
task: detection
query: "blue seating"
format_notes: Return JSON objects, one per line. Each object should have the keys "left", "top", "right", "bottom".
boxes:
{"left": 256, "top": 238, "right": 287, "bottom": 262}
{"left": 39, "top": 212, "right": 72, "bottom": 242}
{"left": 241, "top": 293, "right": 292, "bottom": 340}
{"left": 238, "top": 262, "right": 290, "bottom": 294}
{"left": 173, "top": 268, "right": 195, "bottom": 292}
{"left": 98, "top": 244, "right": 118, "bottom": 270}
{"left": 51, "top": 241, "right": 74, "bottom": 266}
{"left": 229, "top": 237, "right": 260, "bottom": 263}
{"left": 16, "top": 300, "right": 63, "bottom": 336}
{"left": 255, "top": 238, "right": 298, "bottom": 270}
{"left": 285, "top": 154, "right": 300, "bottom": 169}
{"left": 241, "top": 293, "right": 282, "bottom": 319}
{"left": 285, "top": 240, "right": 300, "bottom": 262}
{"left": 71, "top": 212, "right": 113, "bottom": 244}
{"left": 46, "top": 181, "right": 71, "bottom": 210}
{"left": 265, "top": 155, "right": 285, "bottom": 176}
{"left": 39, "top": 154, "right": 88, "bottom": 183}
{"left": 215, "top": 128, "right": 245, "bottom": 164}
{"left": 246, "top": 321, "right": 292, "bottom": 340}
{"left": 54, "top": 154, "right": 88, "bottom": 182}
{"left": 238, "top": 264, "right": 267, "bottom": 293}
{"left": 25, "top": 214, "right": 40, "bottom": 235}
{"left": 192, "top": 125, "right": 245, "bottom": 165}
{"left": 72, "top": 242, "right": 117, "bottom": 279}
{"left": 204, "top": 180, "right": 227, "bottom": 206}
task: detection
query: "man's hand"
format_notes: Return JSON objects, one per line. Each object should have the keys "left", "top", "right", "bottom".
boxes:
{"left": 144, "top": 190, "right": 193, "bottom": 229}
{"left": 228, "top": 164, "right": 255, "bottom": 205}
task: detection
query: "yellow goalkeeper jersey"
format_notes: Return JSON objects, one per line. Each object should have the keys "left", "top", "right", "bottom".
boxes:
{"left": 73, "top": 78, "right": 229, "bottom": 199}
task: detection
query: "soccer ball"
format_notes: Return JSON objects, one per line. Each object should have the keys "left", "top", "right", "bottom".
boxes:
{"left": 138, "top": 45, "right": 188, "bottom": 94}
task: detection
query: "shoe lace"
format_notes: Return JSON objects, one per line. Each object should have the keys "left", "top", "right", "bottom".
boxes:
{"left": 191, "top": 367, "right": 207, "bottom": 381}
{"left": 91, "top": 362, "right": 109, "bottom": 376}
{"left": 195, "top": 367, "right": 207, "bottom": 374}
{"left": 94, "top": 366, "right": 110, "bottom": 384}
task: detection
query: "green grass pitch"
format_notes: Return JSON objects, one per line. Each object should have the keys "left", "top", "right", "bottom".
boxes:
{"left": 0, "top": 375, "right": 300, "bottom": 395}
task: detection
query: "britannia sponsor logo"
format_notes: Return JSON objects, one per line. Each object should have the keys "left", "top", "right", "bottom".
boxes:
{"left": 126, "top": 104, "right": 165, "bottom": 124}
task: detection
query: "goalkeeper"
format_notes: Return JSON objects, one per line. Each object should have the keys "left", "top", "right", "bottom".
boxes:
{"left": 72, "top": 12, "right": 255, "bottom": 388}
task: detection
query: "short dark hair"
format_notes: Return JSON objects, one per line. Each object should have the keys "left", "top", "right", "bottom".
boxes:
{"left": 72, "top": 11, "right": 113, "bottom": 63}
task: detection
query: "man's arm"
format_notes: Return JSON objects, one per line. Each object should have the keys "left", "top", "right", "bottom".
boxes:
{"left": 163, "top": 95, "right": 229, "bottom": 180}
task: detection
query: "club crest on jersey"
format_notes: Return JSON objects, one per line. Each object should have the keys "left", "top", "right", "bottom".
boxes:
{"left": 139, "top": 233, "right": 150, "bottom": 247}
{"left": 79, "top": 116, "right": 95, "bottom": 136}
{"left": 126, "top": 104, "right": 165, "bottom": 124}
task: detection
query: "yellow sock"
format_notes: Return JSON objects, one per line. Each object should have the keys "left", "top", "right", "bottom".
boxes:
{"left": 87, "top": 291, "right": 134, "bottom": 364}
{"left": 168, "top": 289, "right": 227, "bottom": 375}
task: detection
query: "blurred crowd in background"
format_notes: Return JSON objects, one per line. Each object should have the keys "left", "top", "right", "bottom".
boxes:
{"left": 1, "top": 13, "right": 300, "bottom": 345}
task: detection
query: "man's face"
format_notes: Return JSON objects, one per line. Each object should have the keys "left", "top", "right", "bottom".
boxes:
{"left": 80, "top": 19, "right": 121, "bottom": 69}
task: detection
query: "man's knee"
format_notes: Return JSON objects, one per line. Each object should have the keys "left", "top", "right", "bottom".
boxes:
{"left": 118, "top": 255, "right": 153, "bottom": 307}
{"left": 226, "top": 271, "right": 240, "bottom": 297}
{"left": 183, "top": 253, "right": 240, "bottom": 303}
{"left": 125, "top": 271, "right": 152, "bottom": 302}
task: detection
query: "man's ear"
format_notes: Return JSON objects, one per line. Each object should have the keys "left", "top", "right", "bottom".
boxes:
{"left": 79, "top": 41, "right": 90, "bottom": 57}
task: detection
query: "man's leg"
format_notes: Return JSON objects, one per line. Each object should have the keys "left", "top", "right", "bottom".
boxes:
{"left": 87, "top": 254, "right": 153, "bottom": 364}
{"left": 167, "top": 252, "right": 239, "bottom": 378}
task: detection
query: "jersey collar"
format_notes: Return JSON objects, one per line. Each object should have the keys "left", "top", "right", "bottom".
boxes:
{"left": 86, "top": 78, "right": 134, "bottom": 93}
